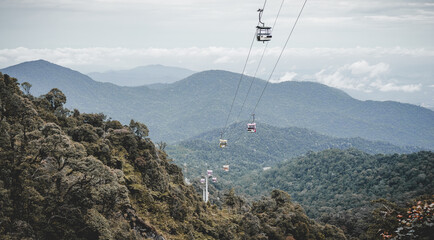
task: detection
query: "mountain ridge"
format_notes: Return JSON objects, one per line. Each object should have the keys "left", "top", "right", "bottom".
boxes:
{"left": 87, "top": 64, "right": 195, "bottom": 86}
{"left": 1, "top": 59, "right": 433, "bottom": 149}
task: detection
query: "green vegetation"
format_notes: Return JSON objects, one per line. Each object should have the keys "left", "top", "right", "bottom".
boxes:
{"left": 239, "top": 149, "right": 433, "bottom": 238}
{"left": 3, "top": 60, "right": 434, "bottom": 148}
{"left": 0, "top": 72, "right": 347, "bottom": 239}
{"left": 168, "top": 123, "right": 433, "bottom": 238}
{"left": 167, "top": 122, "right": 421, "bottom": 189}
{"left": 370, "top": 196, "right": 433, "bottom": 240}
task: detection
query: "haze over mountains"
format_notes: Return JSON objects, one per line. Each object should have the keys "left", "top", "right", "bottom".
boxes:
{"left": 166, "top": 122, "right": 422, "bottom": 185}
{"left": 1, "top": 59, "right": 433, "bottom": 149}
{"left": 88, "top": 64, "right": 195, "bottom": 86}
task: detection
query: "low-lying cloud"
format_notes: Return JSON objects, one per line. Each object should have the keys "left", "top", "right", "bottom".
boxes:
{"left": 270, "top": 72, "right": 298, "bottom": 83}
{"left": 1, "top": 46, "right": 433, "bottom": 72}
{"left": 314, "top": 60, "right": 422, "bottom": 93}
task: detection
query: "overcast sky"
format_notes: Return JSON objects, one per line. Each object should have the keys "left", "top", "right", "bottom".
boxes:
{"left": 1, "top": 0, "right": 433, "bottom": 108}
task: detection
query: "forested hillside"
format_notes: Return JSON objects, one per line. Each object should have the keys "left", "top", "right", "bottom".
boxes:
{"left": 2, "top": 60, "right": 434, "bottom": 149}
{"left": 239, "top": 149, "right": 434, "bottom": 238}
{"left": 0, "top": 72, "right": 348, "bottom": 239}
{"left": 167, "top": 122, "right": 421, "bottom": 186}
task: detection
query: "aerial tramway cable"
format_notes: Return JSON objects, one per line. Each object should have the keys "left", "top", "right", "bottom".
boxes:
{"left": 229, "top": 0, "right": 307, "bottom": 146}
{"left": 220, "top": 31, "right": 256, "bottom": 139}
{"left": 235, "top": 0, "right": 285, "bottom": 123}
{"left": 220, "top": 0, "right": 268, "bottom": 140}
{"left": 251, "top": 0, "right": 308, "bottom": 115}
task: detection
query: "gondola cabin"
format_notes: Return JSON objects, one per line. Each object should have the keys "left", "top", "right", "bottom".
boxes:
{"left": 219, "top": 139, "right": 227, "bottom": 148}
{"left": 256, "top": 26, "right": 272, "bottom": 42}
{"left": 212, "top": 177, "right": 217, "bottom": 183}
{"left": 223, "top": 165, "right": 230, "bottom": 172}
{"left": 247, "top": 122, "right": 256, "bottom": 132}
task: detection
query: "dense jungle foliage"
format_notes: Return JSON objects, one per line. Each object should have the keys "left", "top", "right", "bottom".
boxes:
{"left": 168, "top": 123, "right": 433, "bottom": 239}
{"left": 238, "top": 149, "right": 433, "bottom": 238}
{"left": 0, "top": 72, "right": 349, "bottom": 239}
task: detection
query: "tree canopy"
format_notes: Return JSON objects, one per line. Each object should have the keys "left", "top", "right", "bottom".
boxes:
{"left": 0, "top": 72, "right": 349, "bottom": 239}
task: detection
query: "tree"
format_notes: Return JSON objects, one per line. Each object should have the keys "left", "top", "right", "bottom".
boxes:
{"left": 129, "top": 119, "right": 149, "bottom": 139}
{"left": 0, "top": 74, "right": 21, "bottom": 121}
{"left": 82, "top": 113, "right": 106, "bottom": 128}
{"left": 27, "top": 123, "right": 130, "bottom": 238}
{"left": 16, "top": 96, "right": 40, "bottom": 149}
{"left": 43, "top": 88, "right": 66, "bottom": 111}
{"left": 367, "top": 198, "right": 402, "bottom": 239}
{"left": 157, "top": 141, "right": 167, "bottom": 151}
{"left": 21, "top": 82, "right": 32, "bottom": 95}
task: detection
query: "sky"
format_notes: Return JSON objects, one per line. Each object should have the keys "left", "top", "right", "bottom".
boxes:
{"left": 1, "top": 0, "right": 433, "bottom": 109}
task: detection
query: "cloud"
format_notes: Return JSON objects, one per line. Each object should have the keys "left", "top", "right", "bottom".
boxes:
{"left": 270, "top": 72, "right": 297, "bottom": 83}
{"left": 315, "top": 69, "right": 368, "bottom": 91}
{"left": 1, "top": 47, "right": 432, "bottom": 67}
{"left": 314, "top": 60, "right": 422, "bottom": 93}
{"left": 370, "top": 81, "right": 422, "bottom": 92}
{"left": 0, "top": 47, "right": 253, "bottom": 72}
{"left": 0, "top": 0, "right": 252, "bottom": 13}
{"left": 0, "top": 47, "right": 433, "bottom": 80}
{"left": 213, "top": 56, "right": 233, "bottom": 64}
{"left": 420, "top": 103, "right": 434, "bottom": 110}
{"left": 347, "top": 60, "right": 389, "bottom": 77}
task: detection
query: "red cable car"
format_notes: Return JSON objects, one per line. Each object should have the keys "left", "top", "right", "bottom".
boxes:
{"left": 247, "top": 122, "right": 256, "bottom": 132}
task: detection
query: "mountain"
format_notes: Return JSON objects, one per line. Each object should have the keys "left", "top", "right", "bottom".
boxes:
{"left": 0, "top": 59, "right": 131, "bottom": 112}
{"left": 166, "top": 122, "right": 423, "bottom": 187}
{"left": 87, "top": 64, "right": 195, "bottom": 86}
{"left": 0, "top": 72, "right": 347, "bottom": 240}
{"left": 2, "top": 60, "right": 434, "bottom": 149}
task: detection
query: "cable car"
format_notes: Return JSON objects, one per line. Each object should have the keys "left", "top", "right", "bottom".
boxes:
{"left": 223, "top": 165, "right": 230, "bottom": 172}
{"left": 256, "top": 8, "right": 272, "bottom": 42}
{"left": 200, "top": 178, "right": 205, "bottom": 184}
{"left": 212, "top": 177, "right": 217, "bottom": 183}
{"left": 248, "top": 114, "right": 256, "bottom": 132}
{"left": 256, "top": 26, "right": 272, "bottom": 42}
{"left": 207, "top": 170, "right": 213, "bottom": 176}
{"left": 219, "top": 139, "right": 227, "bottom": 148}
{"left": 247, "top": 122, "right": 256, "bottom": 132}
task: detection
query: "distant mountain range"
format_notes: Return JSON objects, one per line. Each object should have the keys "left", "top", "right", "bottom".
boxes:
{"left": 2, "top": 59, "right": 433, "bottom": 149}
{"left": 87, "top": 64, "right": 195, "bottom": 86}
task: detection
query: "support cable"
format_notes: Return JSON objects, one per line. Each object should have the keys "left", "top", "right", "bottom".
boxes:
{"left": 251, "top": 0, "right": 308, "bottom": 115}
{"left": 235, "top": 0, "right": 285, "bottom": 122}
{"left": 220, "top": 0, "right": 268, "bottom": 139}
